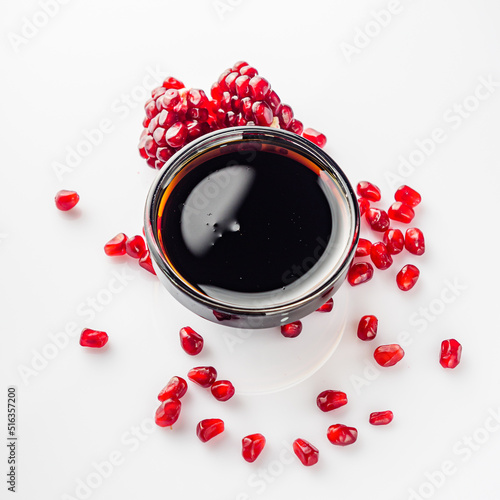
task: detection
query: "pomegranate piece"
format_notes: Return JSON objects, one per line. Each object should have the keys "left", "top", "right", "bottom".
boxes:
{"left": 104, "top": 233, "right": 127, "bottom": 256}
{"left": 405, "top": 228, "right": 425, "bottom": 255}
{"left": 358, "top": 198, "right": 370, "bottom": 216}
{"left": 327, "top": 424, "right": 358, "bottom": 446}
{"left": 303, "top": 128, "right": 327, "bottom": 148}
{"left": 155, "top": 398, "right": 181, "bottom": 427}
{"left": 251, "top": 101, "right": 273, "bottom": 126}
{"left": 158, "top": 376, "right": 188, "bottom": 402}
{"left": 440, "top": 339, "right": 462, "bottom": 368}
{"left": 316, "top": 390, "right": 348, "bottom": 412}
{"left": 179, "top": 326, "right": 204, "bottom": 355}
{"left": 366, "top": 208, "right": 390, "bottom": 232}
{"left": 369, "top": 410, "right": 394, "bottom": 426}
{"left": 187, "top": 366, "right": 217, "bottom": 388}
{"left": 55, "top": 190, "right": 80, "bottom": 211}
{"left": 395, "top": 185, "right": 421, "bottom": 207}
{"left": 139, "top": 251, "right": 156, "bottom": 275}
{"left": 125, "top": 235, "right": 147, "bottom": 259}
{"left": 388, "top": 202, "right": 415, "bottom": 223}
{"left": 293, "top": 438, "right": 319, "bottom": 466}
{"left": 242, "top": 433, "right": 266, "bottom": 463}
{"left": 211, "top": 380, "right": 235, "bottom": 401}
{"left": 356, "top": 181, "right": 381, "bottom": 202}
{"left": 374, "top": 344, "right": 405, "bottom": 367}
{"left": 355, "top": 238, "right": 372, "bottom": 257}
{"left": 347, "top": 262, "right": 374, "bottom": 286}
{"left": 316, "top": 298, "right": 334, "bottom": 312}
{"left": 357, "top": 315, "right": 378, "bottom": 341}
{"left": 383, "top": 229, "right": 404, "bottom": 255}
{"left": 396, "top": 264, "right": 420, "bottom": 291}
{"left": 281, "top": 321, "right": 302, "bottom": 338}
{"left": 80, "top": 328, "right": 108, "bottom": 348}
{"left": 370, "top": 242, "right": 393, "bottom": 270}
{"left": 196, "top": 418, "right": 224, "bottom": 442}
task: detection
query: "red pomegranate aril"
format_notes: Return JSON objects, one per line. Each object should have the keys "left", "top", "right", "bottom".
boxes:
{"left": 396, "top": 264, "right": 420, "bottom": 291}
{"left": 252, "top": 101, "right": 273, "bottom": 126}
{"left": 366, "top": 208, "right": 390, "bottom": 232}
{"left": 235, "top": 75, "right": 251, "bottom": 98}
{"left": 303, "top": 128, "right": 327, "bottom": 148}
{"left": 288, "top": 119, "right": 304, "bottom": 135}
{"left": 240, "top": 65, "right": 258, "bottom": 78}
{"left": 280, "top": 321, "right": 302, "bottom": 338}
{"left": 153, "top": 127, "right": 168, "bottom": 146}
{"left": 186, "top": 88, "right": 208, "bottom": 108}
{"left": 369, "top": 410, "right": 394, "bottom": 426}
{"left": 327, "top": 424, "right": 358, "bottom": 446}
{"left": 55, "top": 190, "right": 80, "bottom": 211}
{"left": 139, "top": 251, "right": 156, "bottom": 275}
{"left": 316, "top": 390, "right": 348, "bottom": 412}
{"left": 125, "top": 235, "right": 147, "bottom": 259}
{"left": 163, "top": 77, "right": 184, "bottom": 90}
{"left": 293, "top": 438, "right": 319, "bottom": 466}
{"left": 161, "top": 89, "right": 180, "bottom": 110}
{"left": 165, "top": 122, "right": 188, "bottom": 148}
{"left": 144, "top": 136, "right": 158, "bottom": 157}
{"left": 210, "top": 82, "right": 224, "bottom": 101}
{"left": 405, "top": 228, "right": 425, "bottom": 255}
{"left": 440, "top": 339, "right": 462, "bottom": 369}
{"left": 224, "top": 71, "right": 240, "bottom": 93}
{"left": 196, "top": 418, "right": 224, "bottom": 442}
{"left": 395, "top": 185, "right": 421, "bottom": 207}
{"left": 357, "top": 315, "right": 378, "bottom": 341}
{"left": 145, "top": 99, "right": 158, "bottom": 119}
{"left": 383, "top": 229, "right": 404, "bottom": 255}
{"left": 155, "top": 398, "right": 181, "bottom": 427}
{"left": 187, "top": 366, "right": 217, "bottom": 388}
{"left": 278, "top": 104, "right": 294, "bottom": 129}
{"left": 355, "top": 238, "right": 372, "bottom": 257}
{"left": 370, "top": 242, "right": 393, "bottom": 270}
{"left": 249, "top": 75, "right": 271, "bottom": 100}
{"left": 158, "top": 376, "right": 188, "bottom": 402}
{"left": 80, "top": 329, "right": 108, "bottom": 348}
{"left": 358, "top": 198, "right": 370, "bottom": 216}
{"left": 104, "top": 233, "right": 127, "bottom": 256}
{"left": 211, "top": 380, "right": 235, "bottom": 402}
{"left": 266, "top": 90, "right": 281, "bottom": 113}
{"left": 357, "top": 181, "right": 381, "bottom": 202}
{"left": 158, "top": 110, "right": 178, "bottom": 128}
{"left": 179, "top": 326, "right": 204, "bottom": 355}
{"left": 388, "top": 202, "right": 415, "bottom": 223}
{"left": 232, "top": 60, "right": 249, "bottom": 71}
{"left": 374, "top": 344, "right": 405, "bottom": 367}
{"left": 348, "top": 262, "right": 374, "bottom": 286}
{"left": 242, "top": 434, "right": 266, "bottom": 463}
{"left": 316, "top": 298, "right": 334, "bottom": 312}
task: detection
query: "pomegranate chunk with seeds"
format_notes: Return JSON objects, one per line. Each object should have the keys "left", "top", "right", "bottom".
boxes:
{"left": 440, "top": 339, "right": 462, "bottom": 368}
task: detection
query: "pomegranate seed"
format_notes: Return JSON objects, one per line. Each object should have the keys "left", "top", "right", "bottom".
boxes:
{"left": 251, "top": 101, "right": 273, "bottom": 126}
{"left": 266, "top": 90, "right": 281, "bottom": 113}
{"left": 357, "top": 181, "right": 381, "bottom": 202}
{"left": 370, "top": 242, "right": 393, "bottom": 270}
{"left": 242, "top": 434, "right": 266, "bottom": 463}
{"left": 405, "top": 228, "right": 425, "bottom": 255}
{"left": 396, "top": 264, "right": 420, "bottom": 291}
{"left": 161, "top": 89, "right": 180, "bottom": 110}
{"left": 374, "top": 344, "right": 405, "bottom": 367}
{"left": 155, "top": 398, "right": 181, "bottom": 427}
{"left": 356, "top": 238, "right": 372, "bottom": 257}
{"left": 179, "top": 326, "right": 204, "bottom": 355}
{"left": 327, "top": 424, "right": 358, "bottom": 446}
{"left": 395, "top": 185, "right": 421, "bottom": 207}
{"left": 288, "top": 119, "right": 304, "bottom": 135}
{"left": 249, "top": 76, "right": 271, "bottom": 100}
{"left": 235, "top": 75, "right": 251, "bottom": 98}
{"left": 187, "top": 366, "right": 217, "bottom": 388}
{"left": 303, "top": 128, "right": 327, "bottom": 148}
{"left": 80, "top": 329, "right": 108, "bottom": 348}
{"left": 440, "top": 339, "right": 462, "bottom": 369}
{"left": 316, "top": 298, "right": 334, "bottom": 312}
{"left": 347, "top": 262, "right": 374, "bottom": 286}
{"left": 232, "top": 60, "right": 249, "bottom": 71}
{"left": 369, "top": 410, "right": 393, "bottom": 426}
{"left": 163, "top": 77, "right": 184, "bottom": 89}
{"left": 383, "top": 229, "right": 404, "bottom": 255}
{"left": 280, "top": 321, "right": 302, "bottom": 338}
{"left": 186, "top": 89, "right": 208, "bottom": 108}
{"left": 125, "top": 235, "right": 147, "bottom": 259}
{"left": 366, "top": 208, "right": 390, "bottom": 232}
{"left": 158, "top": 376, "right": 188, "bottom": 402}
{"left": 388, "top": 202, "right": 415, "bottom": 223}
{"left": 196, "top": 418, "right": 224, "bottom": 442}
{"left": 357, "top": 315, "right": 378, "bottom": 341}
{"left": 104, "top": 233, "right": 127, "bottom": 256}
{"left": 240, "top": 65, "right": 258, "bottom": 78}
{"left": 165, "top": 122, "right": 188, "bottom": 148}
{"left": 293, "top": 438, "right": 319, "bottom": 466}
{"left": 358, "top": 198, "right": 370, "bottom": 216}
{"left": 55, "top": 190, "right": 79, "bottom": 211}
{"left": 316, "top": 390, "right": 348, "bottom": 412}
{"left": 211, "top": 380, "right": 235, "bottom": 402}
{"left": 278, "top": 104, "right": 294, "bottom": 129}
{"left": 139, "top": 251, "right": 156, "bottom": 275}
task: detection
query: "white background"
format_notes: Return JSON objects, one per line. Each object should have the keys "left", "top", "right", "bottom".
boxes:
{"left": 2, "top": 1, "right": 500, "bottom": 499}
